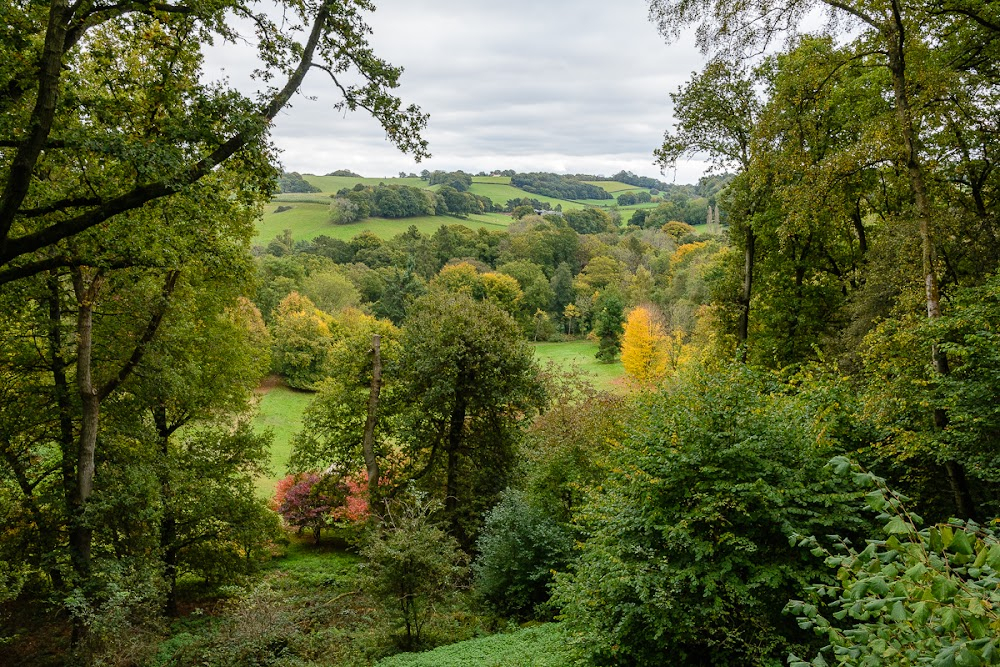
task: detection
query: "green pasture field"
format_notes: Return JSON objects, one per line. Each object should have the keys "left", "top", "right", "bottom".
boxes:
{"left": 272, "top": 193, "right": 334, "bottom": 204}
{"left": 532, "top": 339, "right": 624, "bottom": 391}
{"left": 258, "top": 203, "right": 511, "bottom": 244}
{"left": 301, "top": 174, "right": 426, "bottom": 192}
{"left": 253, "top": 384, "right": 315, "bottom": 497}
{"left": 574, "top": 198, "right": 621, "bottom": 207}
{"left": 466, "top": 182, "right": 585, "bottom": 211}
{"left": 376, "top": 624, "right": 571, "bottom": 667}
{"left": 472, "top": 175, "right": 512, "bottom": 184}
{"left": 582, "top": 180, "right": 652, "bottom": 194}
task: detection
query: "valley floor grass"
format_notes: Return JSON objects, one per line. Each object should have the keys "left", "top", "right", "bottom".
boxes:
{"left": 253, "top": 383, "right": 315, "bottom": 497}
{"left": 375, "top": 624, "right": 572, "bottom": 667}
{"left": 532, "top": 339, "right": 624, "bottom": 392}
{"left": 252, "top": 342, "right": 623, "bottom": 496}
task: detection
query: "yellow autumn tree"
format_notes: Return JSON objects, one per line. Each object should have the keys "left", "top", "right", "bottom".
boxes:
{"left": 621, "top": 306, "right": 669, "bottom": 384}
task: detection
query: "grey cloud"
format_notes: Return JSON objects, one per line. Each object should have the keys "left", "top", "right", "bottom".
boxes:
{"left": 211, "top": 0, "right": 711, "bottom": 182}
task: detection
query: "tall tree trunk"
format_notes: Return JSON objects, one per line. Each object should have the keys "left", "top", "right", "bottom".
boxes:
{"left": 67, "top": 268, "right": 180, "bottom": 642}
{"left": 153, "top": 404, "right": 178, "bottom": 616}
{"left": 362, "top": 334, "right": 382, "bottom": 501}
{"left": 737, "top": 227, "right": 755, "bottom": 363}
{"left": 884, "top": 6, "right": 976, "bottom": 519}
{"left": 46, "top": 273, "right": 73, "bottom": 593}
{"left": 445, "top": 375, "right": 469, "bottom": 543}
{"left": 70, "top": 269, "right": 103, "bottom": 586}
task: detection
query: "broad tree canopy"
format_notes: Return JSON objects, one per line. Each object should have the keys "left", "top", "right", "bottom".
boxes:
{"left": 0, "top": 0, "right": 429, "bottom": 285}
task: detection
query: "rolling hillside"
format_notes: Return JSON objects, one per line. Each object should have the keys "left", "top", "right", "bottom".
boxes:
{"left": 258, "top": 172, "right": 672, "bottom": 243}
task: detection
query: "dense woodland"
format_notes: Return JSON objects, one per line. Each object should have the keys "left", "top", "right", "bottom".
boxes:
{"left": 2, "top": 0, "right": 1000, "bottom": 665}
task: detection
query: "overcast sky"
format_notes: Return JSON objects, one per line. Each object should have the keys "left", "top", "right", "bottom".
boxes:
{"left": 206, "top": 1, "right": 711, "bottom": 183}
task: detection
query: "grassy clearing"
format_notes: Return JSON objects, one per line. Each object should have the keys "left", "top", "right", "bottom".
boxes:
{"left": 265, "top": 535, "right": 362, "bottom": 584}
{"left": 471, "top": 176, "right": 512, "bottom": 185}
{"left": 533, "top": 339, "right": 624, "bottom": 391}
{"left": 375, "top": 624, "right": 572, "bottom": 667}
{"left": 466, "top": 182, "right": 586, "bottom": 211}
{"left": 582, "top": 180, "right": 651, "bottom": 194}
{"left": 259, "top": 201, "right": 333, "bottom": 242}
{"left": 253, "top": 384, "right": 315, "bottom": 497}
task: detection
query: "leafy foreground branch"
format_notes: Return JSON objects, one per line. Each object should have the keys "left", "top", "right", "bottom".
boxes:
{"left": 789, "top": 457, "right": 1000, "bottom": 667}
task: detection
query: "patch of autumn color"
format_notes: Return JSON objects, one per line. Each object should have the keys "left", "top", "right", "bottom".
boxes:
{"left": 671, "top": 241, "right": 709, "bottom": 265}
{"left": 272, "top": 471, "right": 370, "bottom": 541}
{"left": 622, "top": 307, "right": 691, "bottom": 384}
{"left": 621, "top": 306, "right": 669, "bottom": 383}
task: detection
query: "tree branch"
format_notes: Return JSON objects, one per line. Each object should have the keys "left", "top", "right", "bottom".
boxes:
{"left": 0, "top": 1, "right": 332, "bottom": 271}
{"left": 0, "top": 0, "right": 72, "bottom": 246}
{"left": 98, "top": 269, "right": 179, "bottom": 400}
{"left": 822, "top": 0, "right": 882, "bottom": 29}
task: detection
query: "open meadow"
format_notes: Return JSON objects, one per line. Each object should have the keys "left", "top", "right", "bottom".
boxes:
{"left": 253, "top": 383, "right": 315, "bottom": 496}
{"left": 375, "top": 624, "right": 571, "bottom": 667}
{"left": 258, "top": 174, "right": 672, "bottom": 245}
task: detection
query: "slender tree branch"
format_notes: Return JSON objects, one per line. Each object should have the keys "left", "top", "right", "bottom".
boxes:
{"left": 98, "top": 269, "right": 179, "bottom": 400}
{"left": 822, "top": 0, "right": 882, "bottom": 29}
{"left": 0, "top": 0, "right": 332, "bottom": 271}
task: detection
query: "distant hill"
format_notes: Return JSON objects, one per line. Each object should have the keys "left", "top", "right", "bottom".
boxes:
{"left": 259, "top": 170, "right": 716, "bottom": 244}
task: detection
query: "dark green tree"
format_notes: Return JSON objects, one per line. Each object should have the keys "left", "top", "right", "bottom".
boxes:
{"left": 0, "top": 0, "right": 428, "bottom": 286}
{"left": 553, "top": 363, "right": 870, "bottom": 666}
{"left": 396, "top": 291, "right": 546, "bottom": 545}
{"left": 593, "top": 288, "right": 626, "bottom": 362}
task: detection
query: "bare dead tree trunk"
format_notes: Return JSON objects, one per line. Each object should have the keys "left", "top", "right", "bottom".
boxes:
{"left": 362, "top": 334, "right": 382, "bottom": 500}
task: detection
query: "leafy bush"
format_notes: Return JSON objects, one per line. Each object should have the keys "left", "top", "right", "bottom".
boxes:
{"left": 789, "top": 458, "right": 1000, "bottom": 667}
{"left": 510, "top": 173, "right": 612, "bottom": 201}
{"left": 361, "top": 491, "right": 470, "bottom": 650}
{"left": 277, "top": 172, "right": 320, "bottom": 193}
{"left": 473, "top": 490, "right": 574, "bottom": 619}
{"left": 273, "top": 472, "right": 368, "bottom": 543}
{"left": 552, "top": 363, "right": 870, "bottom": 666}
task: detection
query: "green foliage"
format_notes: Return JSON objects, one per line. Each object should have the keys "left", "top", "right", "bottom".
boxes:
{"left": 375, "top": 623, "right": 572, "bottom": 667}
{"left": 521, "top": 372, "right": 627, "bottom": 525}
{"left": 165, "top": 424, "right": 281, "bottom": 584}
{"left": 553, "top": 363, "right": 870, "bottom": 666}
{"left": 562, "top": 207, "right": 617, "bottom": 235}
{"left": 270, "top": 292, "right": 338, "bottom": 390}
{"left": 473, "top": 490, "right": 574, "bottom": 619}
{"left": 289, "top": 312, "right": 401, "bottom": 480}
{"left": 361, "top": 491, "right": 470, "bottom": 651}
{"left": 427, "top": 171, "right": 474, "bottom": 192}
{"left": 927, "top": 277, "right": 1000, "bottom": 489}
{"left": 396, "top": 290, "right": 546, "bottom": 543}
{"left": 592, "top": 288, "right": 626, "bottom": 362}
{"left": 278, "top": 172, "right": 322, "bottom": 194}
{"left": 789, "top": 459, "right": 1000, "bottom": 667}
{"left": 510, "top": 173, "right": 613, "bottom": 201}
